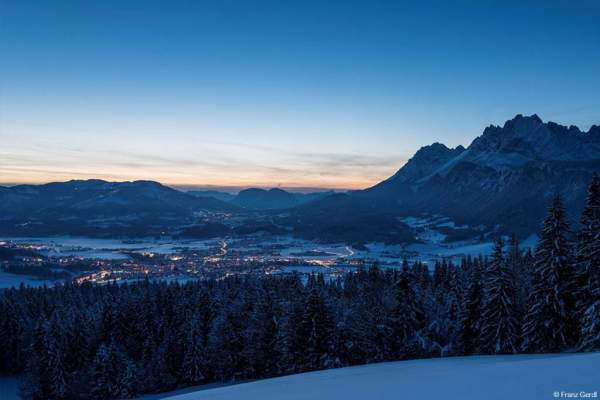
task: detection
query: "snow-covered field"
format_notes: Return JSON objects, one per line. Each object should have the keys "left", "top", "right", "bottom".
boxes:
{"left": 160, "top": 353, "right": 600, "bottom": 400}
{"left": 2, "top": 354, "right": 598, "bottom": 399}
{"left": 2, "top": 236, "right": 215, "bottom": 259}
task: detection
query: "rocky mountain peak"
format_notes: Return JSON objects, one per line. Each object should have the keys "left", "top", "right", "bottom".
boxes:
{"left": 385, "top": 142, "right": 466, "bottom": 184}
{"left": 466, "top": 115, "right": 600, "bottom": 168}
{"left": 588, "top": 125, "right": 600, "bottom": 136}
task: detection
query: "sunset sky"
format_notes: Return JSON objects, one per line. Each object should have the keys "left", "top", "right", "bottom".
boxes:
{"left": 1, "top": 0, "right": 599, "bottom": 190}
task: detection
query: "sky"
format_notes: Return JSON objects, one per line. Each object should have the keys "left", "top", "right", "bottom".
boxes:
{"left": 1, "top": 0, "right": 599, "bottom": 190}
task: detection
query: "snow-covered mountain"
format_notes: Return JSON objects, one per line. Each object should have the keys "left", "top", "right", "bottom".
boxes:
{"left": 366, "top": 115, "right": 600, "bottom": 235}
{"left": 153, "top": 353, "right": 600, "bottom": 400}
{"left": 287, "top": 115, "right": 600, "bottom": 242}
{"left": 383, "top": 142, "right": 466, "bottom": 184}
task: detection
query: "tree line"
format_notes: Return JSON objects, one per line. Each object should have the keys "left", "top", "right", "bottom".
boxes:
{"left": 1, "top": 175, "right": 600, "bottom": 399}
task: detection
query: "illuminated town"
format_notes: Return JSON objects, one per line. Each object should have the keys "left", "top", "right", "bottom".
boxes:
{"left": 0, "top": 236, "right": 385, "bottom": 287}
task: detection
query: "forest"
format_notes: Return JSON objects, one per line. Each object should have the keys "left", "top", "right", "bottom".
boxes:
{"left": 1, "top": 175, "right": 600, "bottom": 400}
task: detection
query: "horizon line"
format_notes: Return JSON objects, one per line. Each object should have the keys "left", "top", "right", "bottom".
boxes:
{"left": 0, "top": 179, "right": 358, "bottom": 193}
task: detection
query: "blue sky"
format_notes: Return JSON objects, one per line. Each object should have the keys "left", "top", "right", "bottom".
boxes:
{"left": 1, "top": 0, "right": 599, "bottom": 189}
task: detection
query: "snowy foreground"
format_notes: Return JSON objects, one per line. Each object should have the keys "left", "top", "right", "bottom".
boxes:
{"left": 161, "top": 353, "right": 599, "bottom": 400}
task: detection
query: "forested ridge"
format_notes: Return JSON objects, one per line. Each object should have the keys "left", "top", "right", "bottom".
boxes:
{"left": 2, "top": 176, "right": 600, "bottom": 400}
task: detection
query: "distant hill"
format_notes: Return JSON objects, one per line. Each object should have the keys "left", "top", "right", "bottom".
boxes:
{"left": 188, "top": 187, "right": 333, "bottom": 210}
{"left": 232, "top": 188, "right": 299, "bottom": 210}
{"left": 187, "top": 190, "right": 236, "bottom": 203}
{"left": 0, "top": 180, "right": 238, "bottom": 236}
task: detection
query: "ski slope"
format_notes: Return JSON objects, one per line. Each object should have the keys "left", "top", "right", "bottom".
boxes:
{"left": 163, "top": 353, "right": 600, "bottom": 400}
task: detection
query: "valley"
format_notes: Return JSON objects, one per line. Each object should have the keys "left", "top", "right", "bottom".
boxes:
{"left": 0, "top": 212, "right": 535, "bottom": 289}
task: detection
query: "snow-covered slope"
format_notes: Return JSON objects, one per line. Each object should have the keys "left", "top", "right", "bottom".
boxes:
{"left": 162, "top": 353, "right": 600, "bottom": 400}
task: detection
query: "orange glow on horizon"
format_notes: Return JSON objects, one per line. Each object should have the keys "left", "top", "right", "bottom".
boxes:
{"left": 0, "top": 174, "right": 384, "bottom": 191}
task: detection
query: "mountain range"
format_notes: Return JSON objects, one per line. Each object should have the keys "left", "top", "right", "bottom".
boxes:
{"left": 2, "top": 114, "right": 599, "bottom": 242}
{"left": 290, "top": 114, "right": 600, "bottom": 242}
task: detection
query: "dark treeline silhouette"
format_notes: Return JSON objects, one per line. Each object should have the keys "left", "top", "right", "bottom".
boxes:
{"left": 2, "top": 175, "right": 600, "bottom": 399}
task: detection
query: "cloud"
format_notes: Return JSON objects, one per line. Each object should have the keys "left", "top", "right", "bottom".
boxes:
{"left": 1, "top": 120, "right": 406, "bottom": 188}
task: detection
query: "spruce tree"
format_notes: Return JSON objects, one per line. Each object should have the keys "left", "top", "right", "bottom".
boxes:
{"left": 245, "top": 289, "right": 281, "bottom": 377}
{"left": 0, "top": 296, "right": 23, "bottom": 373}
{"left": 460, "top": 258, "right": 483, "bottom": 354}
{"left": 577, "top": 173, "right": 600, "bottom": 351}
{"left": 299, "top": 286, "right": 334, "bottom": 371}
{"left": 48, "top": 344, "right": 67, "bottom": 399}
{"left": 390, "top": 262, "right": 423, "bottom": 359}
{"left": 90, "top": 341, "right": 129, "bottom": 400}
{"left": 522, "top": 194, "right": 577, "bottom": 352}
{"left": 22, "top": 320, "right": 52, "bottom": 400}
{"left": 90, "top": 344, "right": 112, "bottom": 400}
{"left": 181, "top": 318, "right": 206, "bottom": 385}
{"left": 209, "top": 300, "right": 247, "bottom": 382}
{"left": 118, "top": 360, "right": 138, "bottom": 399}
{"left": 479, "top": 238, "right": 519, "bottom": 354}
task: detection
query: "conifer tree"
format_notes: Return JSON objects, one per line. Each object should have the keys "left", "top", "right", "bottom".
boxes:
{"left": 245, "top": 289, "right": 281, "bottom": 377}
{"left": 577, "top": 174, "right": 600, "bottom": 351}
{"left": 90, "top": 342, "right": 129, "bottom": 400}
{"left": 22, "top": 320, "right": 52, "bottom": 400}
{"left": 181, "top": 318, "right": 206, "bottom": 384}
{"left": 480, "top": 238, "right": 519, "bottom": 354}
{"left": 522, "top": 194, "right": 577, "bottom": 352}
{"left": 299, "top": 286, "right": 334, "bottom": 371}
{"left": 390, "top": 262, "right": 423, "bottom": 358}
{"left": 460, "top": 258, "right": 483, "bottom": 354}
{"left": 209, "top": 300, "right": 247, "bottom": 381}
{"left": 0, "top": 296, "right": 23, "bottom": 373}
{"left": 47, "top": 341, "right": 67, "bottom": 400}
{"left": 118, "top": 360, "right": 138, "bottom": 399}
{"left": 90, "top": 344, "right": 113, "bottom": 400}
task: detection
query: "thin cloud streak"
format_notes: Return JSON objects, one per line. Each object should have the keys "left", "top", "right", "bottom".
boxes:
{"left": 1, "top": 120, "right": 406, "bottom": 188}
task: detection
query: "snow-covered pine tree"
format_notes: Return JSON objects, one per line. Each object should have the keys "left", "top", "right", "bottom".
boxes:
{"left": 209, "top": 298, "right": 248, "bottom": 382}
{"left": 21, "top": 320, "right": 52, "bottom": 400}
{"left": 425, "top": 260, "right": 463, "bottom": 357}
{"left": 460, "top": 257, "right": 483, "bottom": 354}
{"left": 245, "top": 286, "right": 281, "bottom": 378}
{"left": 118, "top": 360, "right": 138, "bottom": 399}
{"left": 180, "top": 317, "right": 206, "bottom": 385}
{"left": 507, "top": 234, "right": 523, "bottom": 295}
{"left": 0, "top": 295, "right": 24, "bottom": 373}
{"left": 47, "top": 339, "right": 67, "bottom": 400}
{"left": 445, "top": 263, "right": 463, "bottom": 354}
{"left": 90, "top": 344, "right": 112, "bottom": 400}
{"left": 390, "top": 261, "right": 423, "bottom": 359}
{"left": 143, "top": 334, "right": 176, "bottom": 392}
{"left": 344, "top": 271, "right": 391, "bottom": 364}
{"left": 90, "top": 341, "right": 134, "bottom": 400}
{"left": 299, "top": 285, "right": 334, "bottom": 371}
{"left": 522, "top": 194, "right": 577, "bottom": 352}
{"left": 577, "top": 173, "right": 600, "bottom": 351}
{"left": 62, "top": 308, "right": 91, "bottom": 380}
{"left": 506, "top": 234, "right": 526, "bottom": 341}
{"left": 479, "top": 238, "right": 519, "bottom": 354}
{"left": 45, "top": 315, "right": 68, "bottom": 400}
